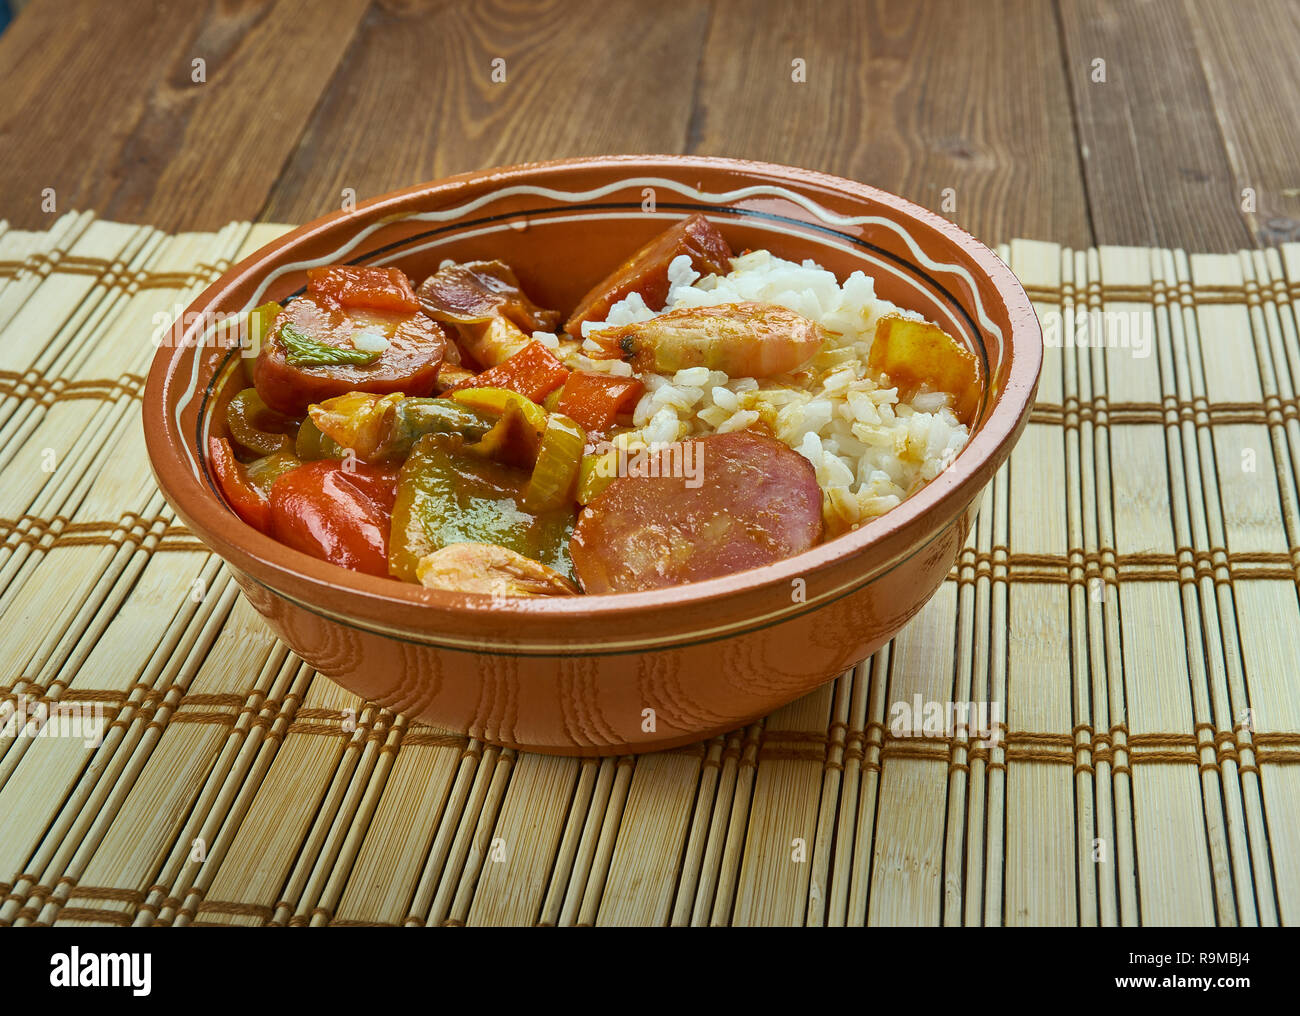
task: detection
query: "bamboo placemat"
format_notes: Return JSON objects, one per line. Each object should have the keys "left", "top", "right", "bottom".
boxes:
{"left": 0, "top": 212, "right": 1297, "bottom": 927}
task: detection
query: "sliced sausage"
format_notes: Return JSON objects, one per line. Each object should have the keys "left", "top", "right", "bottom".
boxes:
{"left": 563, "top": 213, "right": 733, "bottom": 338}
{"left": 254, "top": 293, "right": 448, "bottom": 416}
{"left": 569, "top": 430, "right": 823, "bottom": 593}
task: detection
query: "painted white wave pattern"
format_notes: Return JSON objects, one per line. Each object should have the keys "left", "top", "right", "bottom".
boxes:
{"left": 176, "top": 177, "right": 1001, "bottom": 479}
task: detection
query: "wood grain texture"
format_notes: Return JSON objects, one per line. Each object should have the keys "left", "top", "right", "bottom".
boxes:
{"left": 689, "top": 0, "right": 1093, "bottom": 247}
{"left": 260, "top": 0, "right": 712, "bottom": 224}
{"left": 0, "top": 0, "right": 368, "bottom": 231}
{"left": 1184, "top": 0, "right": 1300, "bottom": 246}
{"left": 1, "top": 0, "right": 1298, "bottom": 252}
{"left": 1058, "top": 0, "right": 1253, "bottom": 252}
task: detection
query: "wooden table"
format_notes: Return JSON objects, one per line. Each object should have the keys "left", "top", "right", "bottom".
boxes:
{"left": 1, "top": 0, "right": 1296, "bottom": 251}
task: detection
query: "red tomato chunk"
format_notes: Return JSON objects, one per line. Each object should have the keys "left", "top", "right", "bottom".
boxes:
{"left": 208, "top": 437, "right": 272, "bottom": 533}
{"left": 268, "top": 460, "right": 400, "bottom": 577}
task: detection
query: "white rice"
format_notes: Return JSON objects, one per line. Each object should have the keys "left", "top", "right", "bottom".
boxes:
{"left": 563, "top": 250, "right": 970, "bottom": 535}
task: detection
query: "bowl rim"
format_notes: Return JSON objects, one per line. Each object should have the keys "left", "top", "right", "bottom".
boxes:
{"left": 144, "top": 153, "right": 1041, "bottom": 627}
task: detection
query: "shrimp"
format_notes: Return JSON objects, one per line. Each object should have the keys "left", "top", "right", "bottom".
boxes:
{"left": 585, "top": 302, "right": 827, "bottom": 378}
{"left": 415, "top": 543, "right": 578, "bottom": 596}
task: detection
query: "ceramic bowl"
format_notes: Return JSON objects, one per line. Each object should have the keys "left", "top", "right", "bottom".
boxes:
{"left": 143, "top": 155, "right": 1041, "bottom": 755}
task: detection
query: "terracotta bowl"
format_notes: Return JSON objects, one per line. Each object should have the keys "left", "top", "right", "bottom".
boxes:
{"left": 143, "top": 155, "right": 1041, "bottom": 756}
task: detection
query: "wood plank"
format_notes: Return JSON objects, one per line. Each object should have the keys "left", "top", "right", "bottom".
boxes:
{"left": 689, "top": 0, "right": 1091, "bottom": 248}
{"left": 0, "top": 0, "right": 367, "bottom": 231}
{"left": 1184, "top": 0, "right": 1300, "bottom": 246}
{"left": 261, "top": 0, "right": 711, "bottom": 224}
{"left": 1058, "top": 0, "right": 1253, "bottom": 252}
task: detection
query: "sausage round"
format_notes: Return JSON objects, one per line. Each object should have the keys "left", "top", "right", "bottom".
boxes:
{"left": 569, "top": 430, "right": 824, "bottom": 593}
{"left": 254, "top": 294, "right": 448, "bottom": 416}
{"left": 563, "top": 214, "right": 733, "bottom": 338}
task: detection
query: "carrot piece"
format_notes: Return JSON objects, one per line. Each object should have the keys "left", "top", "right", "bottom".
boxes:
{"left": 306, "top": 266, "right": 420, "bottom": 312}
{"left": 453, "top": 340, "right": 571, "bottom": 402}
{"left": 555, "top": 371, "right": 645, "bottom": 434}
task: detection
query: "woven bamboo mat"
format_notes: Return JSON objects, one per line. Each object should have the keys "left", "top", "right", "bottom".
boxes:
{"left": 0, "top": 212, "right": 1297, "bottom": 927}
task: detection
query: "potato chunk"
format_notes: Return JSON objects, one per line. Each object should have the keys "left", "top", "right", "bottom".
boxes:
{"left": 867, "top": 315, "right": 982, "bottom": 424}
